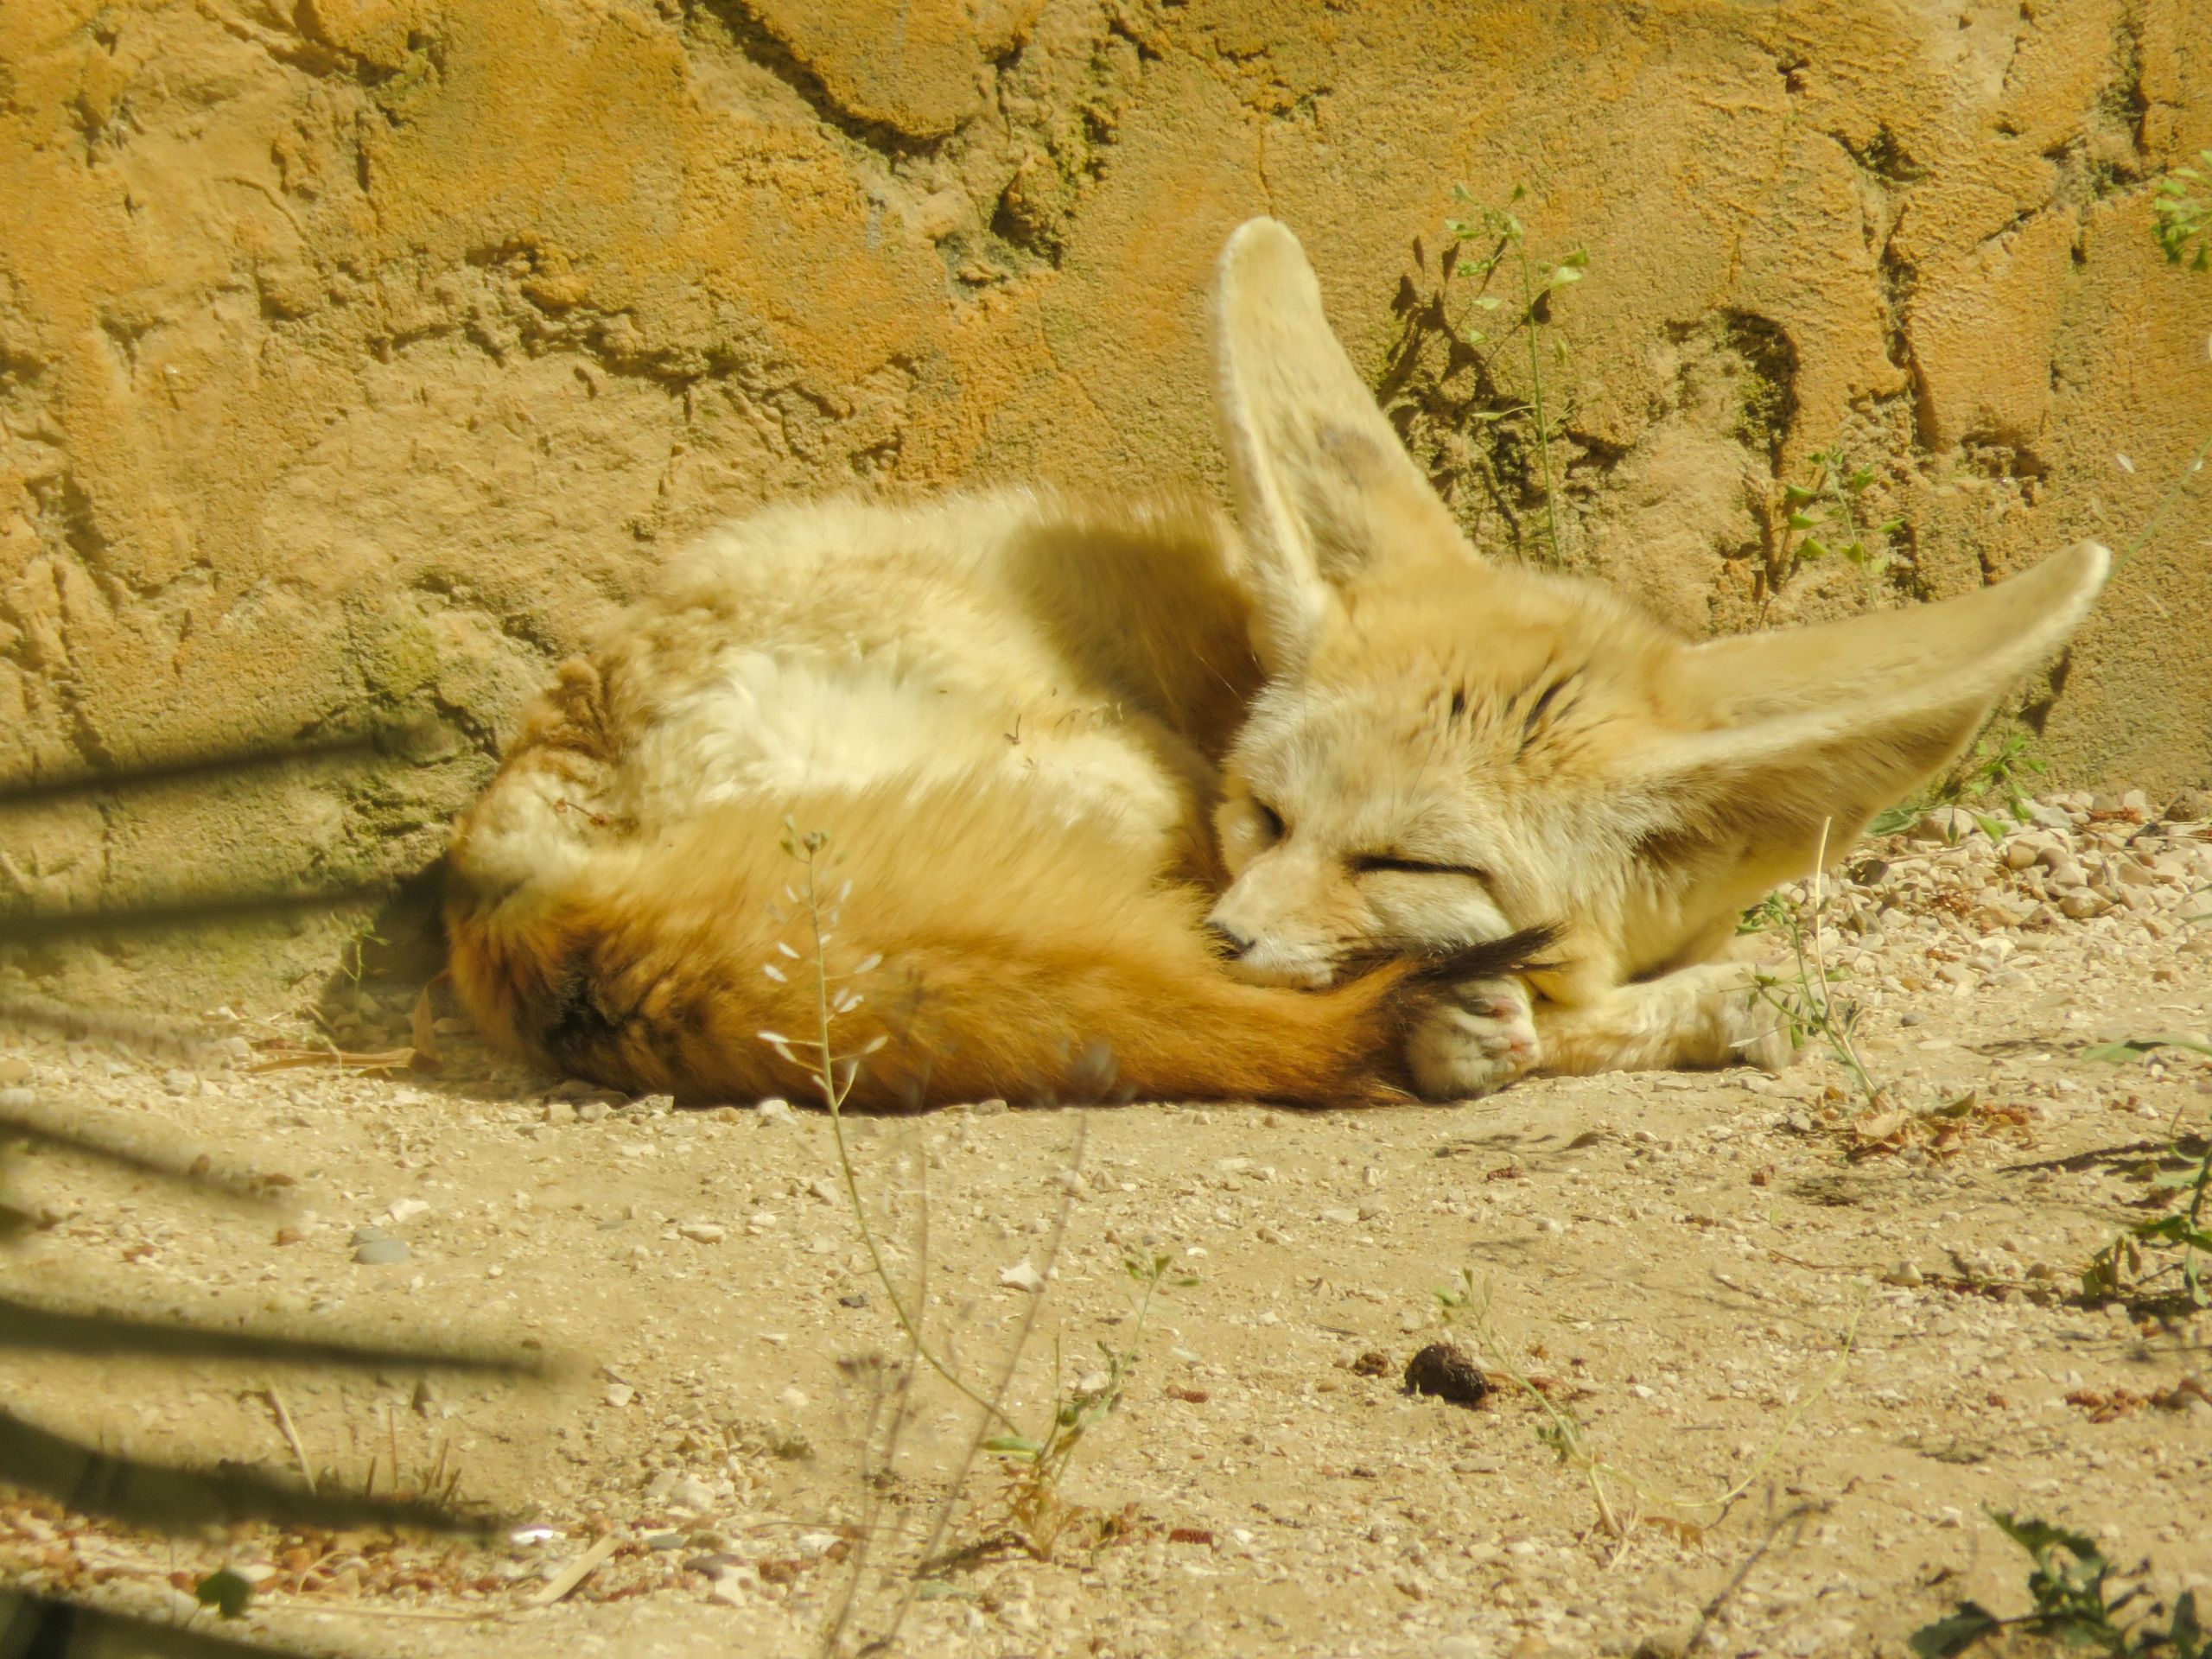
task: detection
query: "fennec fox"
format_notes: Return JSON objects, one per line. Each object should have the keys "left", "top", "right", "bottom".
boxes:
{"left": 442, "top": 488, "right": 1535, "bottom": 1108}
{"left": 445, "top": 218, "right": 2106, "bottom": 1108}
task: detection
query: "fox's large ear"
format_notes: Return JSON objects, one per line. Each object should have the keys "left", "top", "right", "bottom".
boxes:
{"left": 1642, "top": 542, "right": 2109, "bottom": 891}
{"left": 1213, "top": 217, "right": 1470, "bottom": 671}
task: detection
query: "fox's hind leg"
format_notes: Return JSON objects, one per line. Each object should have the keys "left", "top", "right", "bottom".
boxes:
{"left": 1405, "top": 978, "right": 1541, "bottom": 1101}
{"left": 1528, "top": 963, "right": 1796, "bottom": 1079}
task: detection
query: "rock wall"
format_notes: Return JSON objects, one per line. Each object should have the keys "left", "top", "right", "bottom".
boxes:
{"left": 1, "top": 0, "right": 2208, "bottom": 1006}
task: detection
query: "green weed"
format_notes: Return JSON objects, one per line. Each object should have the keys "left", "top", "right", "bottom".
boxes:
{"left": 1747, "top": 823, "right": 1890, "bottom": 1117}
{"left": 2152, "top": 150, "right": 2210, "bottom": 270}
{"left": 2077, "top": 1034, "right": 2212, "bottom": 1309}
{"left": 761, "top": 823, "right": 990, "bottom": 1423}
{"left": 336, "top": 925, "right": 388, "bottom": 988}
{"left": 1954, "top": 728, "right": 2049, "bottom": 827}
{"left": 762, "top": 823, "right": 1165, "bottom": 1651}
{"left": 1867, "top": 725, "right": 2046, "bottom": 838}
{"left": 1736, "top": 892, "right": 1793, "bottom": 937}
{"left": 1743, "top": 842, "right": 2035, "bottom": 1160}
{"left": 1415, "top": 182, "right": 1591, "bottom": 567}
{"left": 1911, "top": 1512, "right": 2204, "bottom": 1656}
{"left": 983, "top": 1249, "right": 1192, "bottom": 1559}
{"left": 1767, "top": 446, "right": 1903, "bottom": 601}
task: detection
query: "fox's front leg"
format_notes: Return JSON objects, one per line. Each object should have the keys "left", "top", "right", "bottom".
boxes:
{"left": 1406, "top": 977, "right": 1541, "bottom": 1101}
{"left": 1529, "top": 961, "right": 1796, "bottom": 1078}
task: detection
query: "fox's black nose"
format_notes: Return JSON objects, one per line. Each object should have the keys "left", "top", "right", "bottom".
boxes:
{"left": 1206, "top": 919, "right": 1253, "bottom": 957}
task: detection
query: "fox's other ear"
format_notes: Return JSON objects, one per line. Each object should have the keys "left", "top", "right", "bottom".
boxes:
{"left": 1643, "top": 541, "right": 2109, "bottom": 886}
{"left": 1213, "top": 217, "right": 1469, "bottom": 670}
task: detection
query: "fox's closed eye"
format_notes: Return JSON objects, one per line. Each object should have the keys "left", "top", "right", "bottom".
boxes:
{"left": 1352, "top": 853, "right": 1488, "bottom": 880}
{"left": 1252, "top": 800, "right": 1287, "bottom": 841}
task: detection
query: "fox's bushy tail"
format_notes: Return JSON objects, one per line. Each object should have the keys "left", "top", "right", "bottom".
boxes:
{"left": 454, "top": 798, "right": 1409, "bottom": 1109}
{"left": 445, "top": 664, "right": 1551, "bottom": 1109}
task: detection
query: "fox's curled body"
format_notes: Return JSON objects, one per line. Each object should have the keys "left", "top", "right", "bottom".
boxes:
{"left": 448, "top": 220, "right": 2107, "bottom": 1109}
{"left": 446, "top": 493, "right": 1526, "bottom": 1107}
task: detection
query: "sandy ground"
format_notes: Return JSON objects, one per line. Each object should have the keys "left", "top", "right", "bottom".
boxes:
{"left": 3, "top": 792, "right": 2210, "bottom": 1659}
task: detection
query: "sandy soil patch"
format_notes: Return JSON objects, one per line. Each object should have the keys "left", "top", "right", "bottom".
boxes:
{"left": 4, "top": 794, "right": 2209, "bottom": 1657}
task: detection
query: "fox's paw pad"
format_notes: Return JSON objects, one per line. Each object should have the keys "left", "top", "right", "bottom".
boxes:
{"left": 1407, "top": 978, "right": 1541, "bottom": 1102}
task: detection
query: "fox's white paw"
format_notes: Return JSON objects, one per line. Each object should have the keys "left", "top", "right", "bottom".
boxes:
{"left": 1406, "top": 977, "right": 1541, "bottom": 1102}
{"left": 1723, "top": 982, "right": 1798, "bottom": 1074}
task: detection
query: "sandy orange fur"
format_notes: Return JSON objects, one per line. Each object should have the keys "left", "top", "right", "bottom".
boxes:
{"left": 448, "top": 764, "right": 1431, "bottom": 1108}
